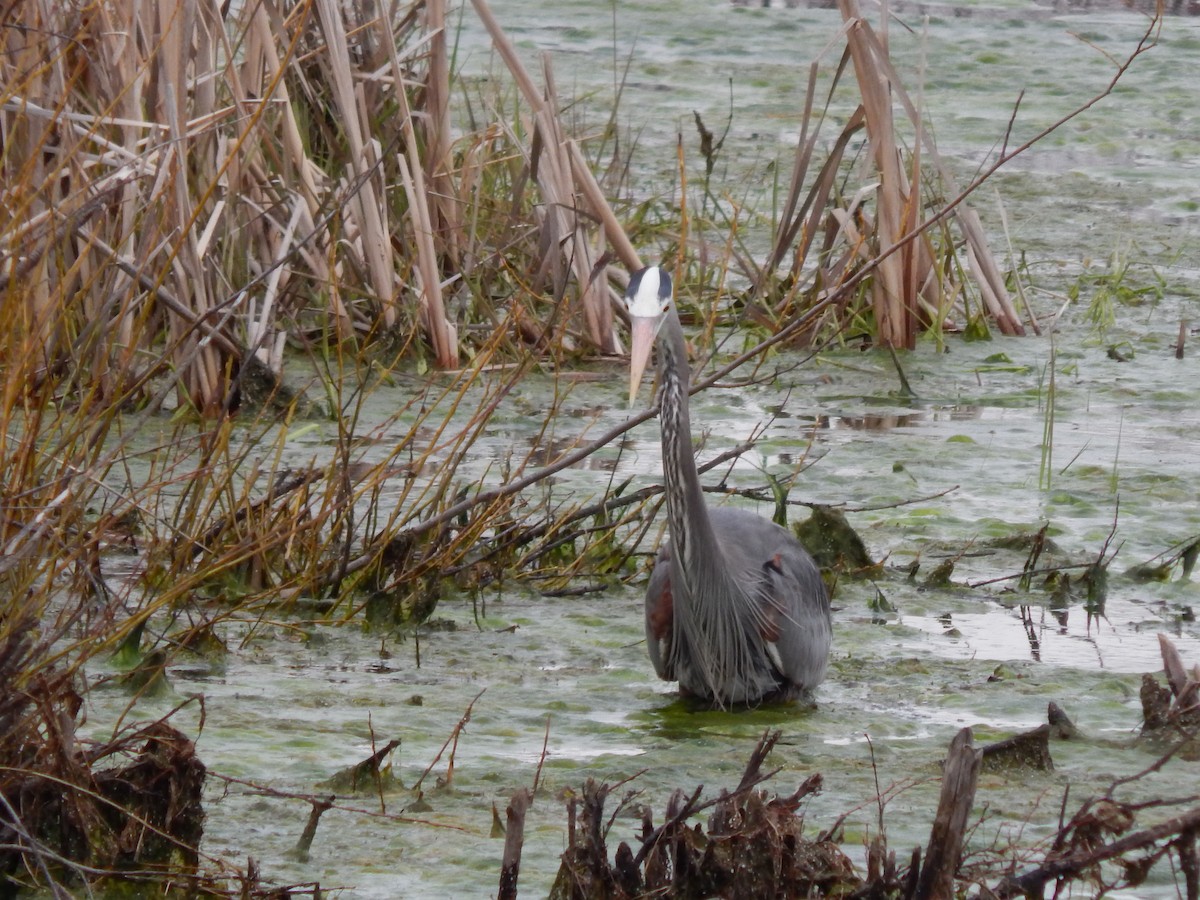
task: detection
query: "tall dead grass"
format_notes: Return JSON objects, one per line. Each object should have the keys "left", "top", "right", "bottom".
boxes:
{"left": 0, "top": 0, "right": 632, "bottom": 418}
{"left": 692, "top": 2, "right": 1026, "bottom": 349}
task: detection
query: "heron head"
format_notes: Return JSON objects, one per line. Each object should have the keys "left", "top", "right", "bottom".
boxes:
{"left": 624, "top": 265, "right": 673, "bottom": 406}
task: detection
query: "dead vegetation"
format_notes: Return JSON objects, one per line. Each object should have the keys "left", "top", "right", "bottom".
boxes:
{"left": 502, "top": 640, "right": 1199, "bottom": 899}
{"left": 0, "top": 622, "right": 209, "bottom": 892}
{"left": 546, "top": 735, "right": 854, "bottom": 900}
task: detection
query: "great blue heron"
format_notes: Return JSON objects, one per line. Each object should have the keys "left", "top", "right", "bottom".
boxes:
{"left": 625, "top": 265, "right": 832, "bottom": 707}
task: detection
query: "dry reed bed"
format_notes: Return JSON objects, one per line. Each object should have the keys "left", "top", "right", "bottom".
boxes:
{"left": 3, "top": 0, "right": 1054, "bottom": 421}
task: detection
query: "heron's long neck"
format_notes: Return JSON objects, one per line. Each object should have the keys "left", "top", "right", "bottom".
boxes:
{"left": 656, "top": 307, "right": 775, "bottom": 705}
{"left": 656, "top": 307, "right": 719, "bottom": 574}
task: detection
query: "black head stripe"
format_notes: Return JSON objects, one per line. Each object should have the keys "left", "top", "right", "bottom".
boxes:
{"left": 627, "top": 266, "right": 650, "bottom": 299}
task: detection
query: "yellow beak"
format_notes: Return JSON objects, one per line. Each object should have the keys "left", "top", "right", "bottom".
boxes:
{"left": 628, "top": 315, "right": 659, "bottom": 407}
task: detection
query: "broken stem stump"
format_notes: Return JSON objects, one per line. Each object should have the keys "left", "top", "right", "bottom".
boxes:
{"left": 915, "top": 726, "right": 982, "bottom": 900}
{"left": 498, "top": 788, "right": 533, "bottom": 900}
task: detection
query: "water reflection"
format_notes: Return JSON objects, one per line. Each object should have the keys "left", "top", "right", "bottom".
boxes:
{"left": 527, "top": 435, "right": 619, "bottom": 471}
{"left": 837, "top": 413, "right": 924, "bottom": 431}
{"left": 1019, "top": 605, "right": 1041, "bottom": 661}
{"left": 900, "top": 598, "right": 1200, "bottom": 672}
{"left": 794, "top": 404, "right": 984, "bottom": 435}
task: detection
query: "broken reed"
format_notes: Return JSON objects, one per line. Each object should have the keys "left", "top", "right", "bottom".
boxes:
{"left": 0, "top": 0, "right": 638, "bottom": 422}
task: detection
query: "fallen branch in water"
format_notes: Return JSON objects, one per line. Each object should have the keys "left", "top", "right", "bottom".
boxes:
{"left": 993, "top": 805, "right": 1200, "bottom": 899}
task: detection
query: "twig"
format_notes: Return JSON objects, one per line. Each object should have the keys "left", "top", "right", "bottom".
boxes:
{"left": 1107, "top": 734, "right": 1197, "bottom": 799}
{"left": 206, "top": 771, "right": 469, "bottom": 832}
{"left": 865, "top": 733, "right": 885, "bottom": 835}
{"left": 967, "top": 561, "right": 1095, "bottom": 589}
{"left": 995, "top": 806, "right": 1200, "bottom": 899}
{"left": 412, "top": 688, "right": 486, "bottom": 792}
{"left": 533, "top": 716, "right": 551, "bottom": 795}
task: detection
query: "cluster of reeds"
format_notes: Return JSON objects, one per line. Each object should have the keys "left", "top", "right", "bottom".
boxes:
{"left": 5, "top": 0, "right": 1103, "bottom": 427}
{"left": 781, "top": 0, "right": 1027, "bottom": 345}
{"left": 0, "top": 0, "right": 640, "bottom": 889}
{"left": 0, "top": 0, "right": 1163, "bottom": 892}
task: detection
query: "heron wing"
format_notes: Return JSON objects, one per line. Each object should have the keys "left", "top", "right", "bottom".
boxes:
{"left": 758, "top": 538, "right": 832, "bottom": 691}
{"left": 709, "top": 508, "right": 832, "bottom": 692}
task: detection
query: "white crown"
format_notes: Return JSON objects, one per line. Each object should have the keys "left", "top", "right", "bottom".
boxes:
{"left": 626, "top": 266, "right": 672, "bottom": 317}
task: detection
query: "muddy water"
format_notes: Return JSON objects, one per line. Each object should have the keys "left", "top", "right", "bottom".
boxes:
{"left": 82, "top": 1, "right": 1200, "bottom": 896}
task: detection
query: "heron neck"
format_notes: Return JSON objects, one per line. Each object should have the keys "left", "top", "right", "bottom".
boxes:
{"left": 656, "top": 306, "right": 775, "bottom": 706}
{"left": 656, "top": 306, "right": 718, "bottom": 569}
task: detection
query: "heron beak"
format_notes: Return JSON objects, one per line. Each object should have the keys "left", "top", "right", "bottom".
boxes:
{"left": 628, "top": 314, "right": 658, "bottom": 407}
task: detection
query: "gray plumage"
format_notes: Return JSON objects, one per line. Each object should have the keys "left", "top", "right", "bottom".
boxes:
{"left": 625, "top": 265, "right": 832, "bottom": 707}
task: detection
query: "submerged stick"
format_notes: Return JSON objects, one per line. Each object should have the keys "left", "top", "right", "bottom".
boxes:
{"left": 916, "top": 727, "right": 981, "bottom": 900}
{"left": 498, "top": 788, "right": 533, "bottom": 900}
{"left": 291, "top": 795, "right": 335, "bottom": 862}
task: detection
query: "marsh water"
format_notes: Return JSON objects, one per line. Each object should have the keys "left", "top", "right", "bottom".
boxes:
{"left": 85, "top": 1, "right": 1200, "bottom": 896}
